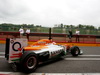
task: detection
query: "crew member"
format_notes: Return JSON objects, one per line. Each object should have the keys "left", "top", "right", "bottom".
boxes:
{"left": 75, "top": 29, "right": 80, "bottom": 42}
{"left": 26, "top": 28, "right": 30, "bottom": 40}
{"left": 19, "top": 27, "right": 24, "bottom": 38}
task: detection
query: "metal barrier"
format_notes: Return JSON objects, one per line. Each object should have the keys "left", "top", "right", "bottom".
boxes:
{"left": 0, "top": 32, "right": 100, "bottom": 43}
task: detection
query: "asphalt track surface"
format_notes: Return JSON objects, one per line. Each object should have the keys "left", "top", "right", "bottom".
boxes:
{"left": 0, "top": 44, "right": 100, "bottom": 74}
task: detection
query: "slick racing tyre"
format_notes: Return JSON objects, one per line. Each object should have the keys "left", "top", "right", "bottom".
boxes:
{"left": 20, "top": 52, "right": 38, "bottom": 73}
{"left": 70, "top": 46, "right": 80, "bottom": 56}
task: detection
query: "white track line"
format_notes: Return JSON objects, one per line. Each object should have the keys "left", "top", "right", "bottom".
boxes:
{"left": 0, "top": 72, "right": 44, "bottom": 75}
{"left": 80, "top": 55, "right": 100, "bottom": 56}
{"left": 0, "top": 56, "right": 4, "bottom": 58}
{"left": 1, "top": 51, "right": 100, "bottom": 57}
{"left": 1, "top": 55, "right": 100, "bottom": 60}
{"left": 45, "top": 73, "right": 100, "bottom": 75}
{"left": 64, "top": 58, "right": 100, "bottom": 61}
{"left": 0, "top": 52, "right": 5, "bottom": 54}
{"left": 0, "top": 72, "right": 100, "bottom": 75}
{"left": 67, "top": 55, "right": 100, "bottom": 57}
{"left": 1, "top": 52, "right": 100, "bottom": 56}
{"left": 0, "top": 72, "right": 12, "bottom": 74}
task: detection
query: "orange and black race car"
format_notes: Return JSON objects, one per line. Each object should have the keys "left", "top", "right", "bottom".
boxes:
{"left": 5, "top": 28, "right": 83, "bottom": 73}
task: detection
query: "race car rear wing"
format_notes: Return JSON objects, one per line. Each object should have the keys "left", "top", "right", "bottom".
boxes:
{"left": 5, "top": 38, "right": 28, "bottom": 63}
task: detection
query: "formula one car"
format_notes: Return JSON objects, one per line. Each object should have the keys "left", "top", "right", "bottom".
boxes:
{"left": 5, "top": 28, "right": 83, "bottom": 73}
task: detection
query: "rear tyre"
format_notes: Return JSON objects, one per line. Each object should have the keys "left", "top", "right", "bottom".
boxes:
{"left": 20, "top": 52, "right": 38, "bottom": 73}
{"left": 70, "top": 46, "right": 80, "bottom": 56}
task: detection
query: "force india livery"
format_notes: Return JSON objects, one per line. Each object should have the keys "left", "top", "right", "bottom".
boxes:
{"left": 5, "top": 28, "right": 83, "bottom": 73}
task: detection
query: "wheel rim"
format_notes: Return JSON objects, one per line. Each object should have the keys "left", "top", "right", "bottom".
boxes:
{"left": 26, "top": 56, "right": 37, "bottom": 69}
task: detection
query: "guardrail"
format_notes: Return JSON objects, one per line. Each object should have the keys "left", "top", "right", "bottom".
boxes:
{"left": 0, "top": 32, "right": 100, "bottom": 43}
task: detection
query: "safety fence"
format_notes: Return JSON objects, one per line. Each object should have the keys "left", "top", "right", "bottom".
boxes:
{"left": 0, "top": 32, "right": 100, "bottom": 43}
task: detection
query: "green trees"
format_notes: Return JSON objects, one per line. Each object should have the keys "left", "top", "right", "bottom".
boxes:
{"left": 53, "top": 23, "right": 100, "bottom": 35}
{"left": 0, "top": 23, "right": 99, "bottom": 35}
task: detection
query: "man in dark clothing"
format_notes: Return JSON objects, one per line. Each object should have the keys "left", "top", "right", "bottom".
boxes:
{"left": 68, "top": 30, "right": 73, "bottom": 42}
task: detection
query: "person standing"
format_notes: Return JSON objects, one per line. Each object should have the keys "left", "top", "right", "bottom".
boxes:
{"left": 26, "top": 28, "right": 30, "bottom": 40}
{"left": 68, "top": 30, "right": 73, "bottom": 42}
{"left": 19, "top": 27, "right": 24, "bottom": 38}
{"left": 75, "top": 29, "right": 80, "bottom": 42}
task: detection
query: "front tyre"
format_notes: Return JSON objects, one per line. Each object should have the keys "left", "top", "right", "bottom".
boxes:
{"left": 20, "top": 52, "right": 38, "bottom": 73}
{"left": 70, "top": 46, "right": 80, "bottom": 56}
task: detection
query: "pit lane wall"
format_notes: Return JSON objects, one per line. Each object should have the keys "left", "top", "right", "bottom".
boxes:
{"left": 0, "top": 32, "right": 100, "bottom": 46}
